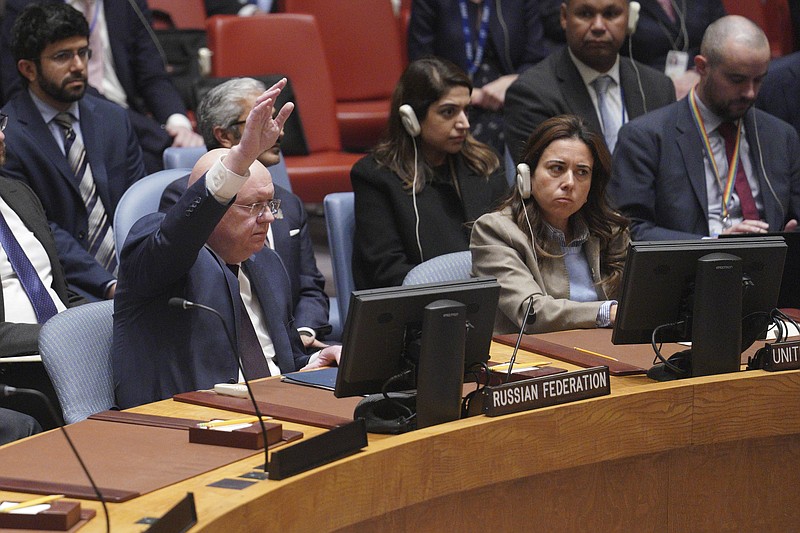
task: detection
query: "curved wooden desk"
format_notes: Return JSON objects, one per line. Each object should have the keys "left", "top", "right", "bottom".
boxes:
{"left": 3, "top": 343, "right": 800, "bottom": 532}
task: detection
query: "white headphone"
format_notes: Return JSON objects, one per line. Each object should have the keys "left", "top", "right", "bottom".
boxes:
{"left": 399, "top": 104, "right": 421, "bottom": 137}
{"left": 516, "top": 163, "right": 531, "bottom": 199}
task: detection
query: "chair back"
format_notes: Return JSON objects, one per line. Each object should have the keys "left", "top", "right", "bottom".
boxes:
{"left": 39, "top": 301, "right": 115, "bottom": 424}
{"left": 282, "top": 0, "right": 403, "bottom": 102}
{"left": 148, "top": 0, "right": 207, "bottom": 29}
{"left": 323, "top": 192, "right": 355, "bottom": 339}
{"left": 113, "top": 169, "right": 191, "bottom": 260}
{"left": 163, "top": 146, "right": 207, "bottom": 169}
{"left": 206, "top": 14, "right": 342, "bottom": 153}
{"left": 402, "top": 251, "right": 473, "bottom": 286}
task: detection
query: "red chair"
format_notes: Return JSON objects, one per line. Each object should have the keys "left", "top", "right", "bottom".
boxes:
{"left": 282, "top": 0, "right": 405, "bottom": 151}
{"left": 722, "top": 0, "right": 795, "bottom": 57}
{"left": 206, "top": 14, "right": 362, "bottom": 203}
{"left": 148, "top": 0, "right": 207, "bottom": 30}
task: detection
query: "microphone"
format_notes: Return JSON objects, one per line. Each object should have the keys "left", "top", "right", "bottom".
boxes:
{"left": 1, "top": 385, "right": 109, "bottom": 533}
{"left": 168, "top": 297, "right": 270, "bottom": 471}
{"left": 505, "top": 295, "right": 537, "bottom": 382}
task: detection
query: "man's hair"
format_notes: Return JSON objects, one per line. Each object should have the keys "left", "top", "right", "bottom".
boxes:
{"left": 700, "top": 15, "right": 769, "bottom": 66}
{"left": 197, "top": 78, "right": 266, "bottom": 149}
{"left": 11, "top": 3, "right": 89, "bottom": 62}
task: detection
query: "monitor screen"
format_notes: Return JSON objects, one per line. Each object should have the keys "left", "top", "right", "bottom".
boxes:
{"left": 334, "top": 277, "right": 500, "bottom": 398}
{"left": 613, "top": 236, "right": 787, "bottom": 347}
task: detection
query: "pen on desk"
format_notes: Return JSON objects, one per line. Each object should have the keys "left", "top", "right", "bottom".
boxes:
{"left": 573, "top": 347, "right": 619, "bottom": 362}
{"left": 198, "top": 416, "right": 273, "bottom": 428}
{"left": 0, "top": 494, "right": 64, "bottom": 513}
{"left": 492, "top": 361, "right": 552, "bottom": 370}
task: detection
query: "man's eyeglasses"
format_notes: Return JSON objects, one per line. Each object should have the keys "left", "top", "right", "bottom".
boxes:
{"left": 233, "top": 199, "right": 281, "bottom": 219}
{"left": 227, "top": 119, "right": 246, "bottom": 130}
{"left": 44, "top": 47, "right": 92, "bottom": 66}
{"left": 0, "top": 113, "right": 7, "bottom": 132}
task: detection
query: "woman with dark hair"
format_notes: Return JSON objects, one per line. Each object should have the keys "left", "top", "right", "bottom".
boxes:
{"left": 352, "top": 57, "right": 508, "bottom": 290}
{"left": 471, "top": 115, "right": 629, "bottom": 334}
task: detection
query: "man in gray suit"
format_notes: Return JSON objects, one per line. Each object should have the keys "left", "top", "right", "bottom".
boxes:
{"left": 504, "top": 0, "right": 675, "bottom": 160}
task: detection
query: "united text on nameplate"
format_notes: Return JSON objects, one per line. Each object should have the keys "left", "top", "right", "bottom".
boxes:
{"left": 762, "top": 340, "right": 800, "bottom": 371}
{"left": 482, "top": 366, "right": 610, "bottom": 417}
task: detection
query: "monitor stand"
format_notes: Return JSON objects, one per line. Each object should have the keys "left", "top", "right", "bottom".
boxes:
{"left": 415, "top": 299, "right": 467, "bottom": 429}
{"left": 648, "top": 253, "right": 743, "bottom": 381}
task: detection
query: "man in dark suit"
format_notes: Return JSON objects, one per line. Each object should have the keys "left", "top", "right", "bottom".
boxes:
{"left": 113, "top": 79, "right": 339, "bottom": 409}
{"left": 0, "top": 0, "right": 204, "bottom": 173}
{"left": 1, "top": 3, "right": 145, "bottom": 299}
{"left": 159, "top": 78, "right": 331, "bottom": 348}
{"left": 756, "top": 51, "right": 800, "bottom": 139}
{"left": 0, "top": 111, "right": 91, "bottom": 428}
{"left": 504, "top": 0, "right": 676, "bottom": 160}
{"left": 609, "top": 16, "right": 800, "bottom": 241}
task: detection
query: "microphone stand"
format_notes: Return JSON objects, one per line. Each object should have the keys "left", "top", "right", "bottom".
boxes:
{"left": 0, "top": 385, "right": 110, "bottom": 533}
{"left": 168, "top": 298, "right": 271, "bottom": 472}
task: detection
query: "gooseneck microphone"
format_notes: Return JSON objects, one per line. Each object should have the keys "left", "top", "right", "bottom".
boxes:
{"left": 1, "top": 385, "right": 109, "bottom": 533}
{"left": 168, "top": 297, "right": 270, "bottom": 471}
{"left": 505, "top": 295, "right": 537, "bottom": 382}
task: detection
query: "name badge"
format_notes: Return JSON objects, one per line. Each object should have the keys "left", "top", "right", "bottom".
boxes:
{"left": 481, "top": 366, "right": 610, "bottom": 417}
{"left": 762, "top": 340, "right": 800, "bottom": 371}
{"left": 665, "top": 50, "right": 689, "bottom": 79}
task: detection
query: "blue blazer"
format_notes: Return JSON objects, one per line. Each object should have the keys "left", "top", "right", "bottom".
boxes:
{"left": 407, "top": 0, "right": 550, "bottom": 76}
{"left": 609, "top": 98, "right": 800, "bottom": 240}
{"left": 0, "top": 0, "right": 186, "bottom": 123}
{"left": 113, "top": 177, "right": 310, "bottom": 409}
{"left": 756, "top": 52, "right": 800, "bottom": 139}
{"left": 1, "top": 90, "right": 145, "bottom": 296}
{"left": 160, "top": 177, "right": 330, "bottom": 334}
{"left": 504, "top": 47, "right": 676, "bottom": 160}
{"left": 626, "top": 0, "right": 726, "bottom": 70}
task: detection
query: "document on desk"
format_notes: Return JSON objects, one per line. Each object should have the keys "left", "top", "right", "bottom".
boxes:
{"left": 281, "top": 367, "right": 338, "bottom": 391}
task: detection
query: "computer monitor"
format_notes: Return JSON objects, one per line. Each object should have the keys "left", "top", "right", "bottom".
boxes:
{"left": 613, "top": 236, "right": 787, "bottom": 378}
{"left": 334, "top": 277, "right": 500, "bottom": 399}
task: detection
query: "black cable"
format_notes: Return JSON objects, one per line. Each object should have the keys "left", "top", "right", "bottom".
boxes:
{"left": 0, "top": 385, "right": 109, "bottom": 533}
{"left": 380, "top": 370, "right": 416, "bottom": 420}
{"left": 651, "top": 321, "right": 687, "bottom": 376}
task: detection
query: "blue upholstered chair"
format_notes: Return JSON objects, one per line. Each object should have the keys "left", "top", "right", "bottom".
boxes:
{"left": 402, "top": 251, "right": 474, "bottom": 286}
{"left": 323, "top": 192, "right": 355, "bottom": 340}
{"left": 163, "top": 147, "right": 294, "bottom": 193}
{"left": 162, "top": 146, "right": 207, "bottom": 170}
{"left": 113, "top": 168, "right": 191, "bottom": 261}
{"left": 39, "top": 301, "right": 115, "bottom": 424}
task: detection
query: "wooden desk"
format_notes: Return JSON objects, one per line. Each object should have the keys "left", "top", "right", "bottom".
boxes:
{"left": 2, "top": 342, "right": 800, "bottom": 532}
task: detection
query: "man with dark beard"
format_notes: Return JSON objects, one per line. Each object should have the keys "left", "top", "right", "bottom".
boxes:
{"left": 1, "top": 3, "right": 145, "bottom": 300}
{"left": 608, "top": 15, "right": 800, "bottom": 240}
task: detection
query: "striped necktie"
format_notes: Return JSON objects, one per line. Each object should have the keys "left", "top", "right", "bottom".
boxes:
{"left": 592, "top": 75, "right": 619, "bottom": 152}
{"left": 53, "top": 112, "right": 117, "bottom": 273}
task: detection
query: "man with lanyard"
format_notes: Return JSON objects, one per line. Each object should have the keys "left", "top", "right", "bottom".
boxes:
{"left": 609, "top": 15, "right": 800, "bottom": 241}
{"left": 504, "top": 0, "right": 675, "bottom": 161}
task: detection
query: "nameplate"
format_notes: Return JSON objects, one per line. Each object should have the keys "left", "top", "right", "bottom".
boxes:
{"left": 482, "top": 366, "right": 610, "bottom": 417}
{"left": 762, "top": 340, "right": 800, "bottom": 371}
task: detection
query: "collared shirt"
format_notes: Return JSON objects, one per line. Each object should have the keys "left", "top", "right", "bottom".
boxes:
{"left": 0, "top": 197, "right": 67, "bottom": 324}
{"left": 568, "top": 49, "right": 626, "bottom": 136}
{"left": 544, "top": 219, "right": 615, "bottom": 327}
{"left": 692, "top": 96, "right": 762, "bottom": 236}
{"left": 29, "top": 90, "right": 82, "bottom": 156}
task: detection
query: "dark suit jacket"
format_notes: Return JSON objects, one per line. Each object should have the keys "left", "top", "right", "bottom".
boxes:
{"left": 625, "top": 0, "right": 726, "bottom": 70}
{"left": 1, "top": 0, "right": 188, "bottom": 172}
{"left": 756, "top": 51, "right": 800, "bottom": 139}
{"left": 1, "top": 90, "right": 144, "bottom": 297}
{"left": 113, "top": 177, "right": 310, "bottom": 409}
{"left": 352, "top": 153, "right": 509, "bottom": 290}
{"left": 609, "top": 98, "right": 800, "bottom": 240}
{"left": 0, "top": 178, "right": 85, "bottom": 358}
{"left": 504, "top": 47, "right": 676, "bottom": 160}
{"left": 407, "top": 0, "right": 549, "bottom": 76}
{"left": 160, "top": 176, "right": 330, "bottom": 333}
